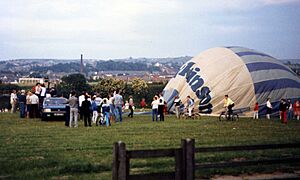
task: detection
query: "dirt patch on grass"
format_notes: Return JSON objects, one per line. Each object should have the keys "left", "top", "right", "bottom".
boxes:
{"left": 211, "top": 171, "right": 300, "bottom": 180}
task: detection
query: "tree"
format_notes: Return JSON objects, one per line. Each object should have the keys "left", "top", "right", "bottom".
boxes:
{"left": 57, "top": 73, "right": 91, "bottom": 97}
{"left": 92, "top": 78, "right": 125, "bottom": 97}
{"left": 131, "top": 78, "right": 148, "bottom": 95}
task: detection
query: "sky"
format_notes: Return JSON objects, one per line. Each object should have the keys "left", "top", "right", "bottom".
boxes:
{"left": 0, "top": 0, "right": 300, "bottom": 60}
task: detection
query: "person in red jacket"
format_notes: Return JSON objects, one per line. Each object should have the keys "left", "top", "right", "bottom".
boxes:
{"left": 140, "top": 98, "right": 147, "bottom": 111}
{"left": 253, "top": 102, "right": 259, "bottom": 119}
{"left": 294, "top": 100, "right": 300, "bottom": 120}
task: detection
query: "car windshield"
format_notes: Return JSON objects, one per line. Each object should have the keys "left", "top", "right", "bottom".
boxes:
{"left": 44, "top": 98, "right": 67, "bottom": 105}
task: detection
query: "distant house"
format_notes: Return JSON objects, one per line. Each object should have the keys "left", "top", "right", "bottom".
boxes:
{"left": 18, "top": 77, "right": 44, "bottom": 86}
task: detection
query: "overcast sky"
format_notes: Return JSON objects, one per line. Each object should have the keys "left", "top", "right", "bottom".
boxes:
{"left": 1, "top": 0, "right": 300, "bottom": 60}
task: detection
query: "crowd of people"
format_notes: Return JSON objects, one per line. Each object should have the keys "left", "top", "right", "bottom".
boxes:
{"left": 67, "top": 89, "right": 125, "bottom": 128}
{"left": 170, "top": 94, "right": 300, "bottom": 124}
{"left": 9, "top": 83, "right": 48, "bottom": 118}
{"left": 251, "top": 97, "right": 300, "bottom": 124}
{"left": 5, "top": 85, "right": 300, "bottom": 126}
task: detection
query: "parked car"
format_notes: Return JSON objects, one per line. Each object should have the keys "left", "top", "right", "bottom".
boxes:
{"left": 41, "top": 97, "right": 68, "bottom": 121}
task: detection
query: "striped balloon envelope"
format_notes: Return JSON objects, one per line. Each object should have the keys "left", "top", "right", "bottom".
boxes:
{"left": 163, "top": 47, "right": 300, "bottom": 116}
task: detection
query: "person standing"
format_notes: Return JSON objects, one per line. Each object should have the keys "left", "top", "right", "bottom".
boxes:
{"left": 159, "top": 93, "right": 164, "bottom": 104}
{"left": 173, "top": 96, "right": 181, "bottom": 119}
{"left": 10, "top": 90, "right": 18, "bottom": 113}
{"left": 102, "top": 98, "right": 111, "bottom": 127}
{"left": 78, "top": 92, "right": 85, "bottom": 120}
{"left": 114, "top": 90, "right": 123, "bottom": 123}
{"left": 18, "top": 90, "right": 26, "bottom": 118}
{"left": 29, "top": 93, "right": 39, "bottom": 118}
{"left": 253, "top": 102, "right": 259, "bottom": 119}
{"left": 128, "top": 95, "right": 134, "bottom": 118}
{"left": 81, "top": 95, "right": 92, "bottom": 127}
{"left": 35, "top": 83, "right": 42, "bottom": 97}
{"left": 266, "top": 98, "right": 272, "bottom": 119}
{"left": 108, "top": 94, "right": 116, "bottom": 122}
{"left": 26, "top": 91, "right": 32, "bottom": 118}
{"left": 91, "top": 96, "right": 98, "bottom": 124}
{"left": 286, "top": 99, "right": 293, "bottom": 120}
{"left": 224, "top": 95, "right": 234, "bottom": 120}
{"left": 151, "top": 96, "right": 159, "bottom": 122}
{"left": 94, "top": 93, "right": 103, "bottom": 114}
{"left": 279, "top": 99, "right": 287, "bottom": 124}
{"left": 68, "top": 91, "right": 79, "bottom": 128}
{"left": 187, "top": 96, "right": 195, "bottom": 118}
{"left": 40, "top": 84, "right": 47, "bottom": 101}
{"left": 294, "top": 100, "right": 300, "bottom": 120}
{"left": 158, "top": 98, "right": 165, "bottom": 121}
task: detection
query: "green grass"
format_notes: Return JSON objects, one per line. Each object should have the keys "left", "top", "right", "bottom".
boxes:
{"left": 0, "top": 113, "right": 300, "bottom": 179}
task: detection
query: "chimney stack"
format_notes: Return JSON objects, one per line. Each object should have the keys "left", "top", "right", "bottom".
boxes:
{"left": 80, "top": 54, "right": 83, "bottom": 74}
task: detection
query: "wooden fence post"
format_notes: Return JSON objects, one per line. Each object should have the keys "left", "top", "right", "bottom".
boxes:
{"left": 175, "top": 149, "right": 183, "bottom": 180}
{"left": 112, "top": 142, "right": 119, "bottom": 180}
{"left": 181, "top": 139, "right": 187, "bottom": 180}
{"left": 118, "top": 141, "right": 128, "bottom": 180}
{"left": 186, "top": 139, "right": 195, "bottom": 180}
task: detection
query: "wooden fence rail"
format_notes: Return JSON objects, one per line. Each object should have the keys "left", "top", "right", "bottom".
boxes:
{"left": 112, "top": 139, "right": 300, "bottom": 180}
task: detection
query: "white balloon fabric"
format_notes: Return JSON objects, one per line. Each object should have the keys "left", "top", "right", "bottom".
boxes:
{"left": 163, "top": 47, "right": 300, "bottom": 116}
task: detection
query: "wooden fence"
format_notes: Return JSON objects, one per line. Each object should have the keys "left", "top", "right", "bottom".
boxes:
{"left": 112, "top": 139, "right": 300, "bottom": 180}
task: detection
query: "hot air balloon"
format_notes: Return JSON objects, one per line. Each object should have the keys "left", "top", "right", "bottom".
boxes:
{"left": 163, "top": 47, "right": 300, "bottom": 116}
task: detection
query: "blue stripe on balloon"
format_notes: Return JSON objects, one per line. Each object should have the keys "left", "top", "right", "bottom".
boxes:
{"left": 246, "top": 62, "right": 294, "bottom": 74}
{"left": 236, "top": 51, "right": 273, "bottom": 58}
{"left": 254, "top": 78, "right": 300, "bottom": 94}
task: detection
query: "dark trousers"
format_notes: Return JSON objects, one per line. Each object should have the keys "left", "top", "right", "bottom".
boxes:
{"left": 158, "top": 105, "right": 164, "bottom": 121}
{"left": 128, "top": 105, "right": 133, "bottom": 118}
{"left": 19, "top": 102, "right": 25, "bottom": 118}
{"left": 30, "top": 104, "right": 38, "bottom": 118}
{"left": 227, "top": 103, "right": 235, "bottom": 119}
{"left": 79, "top": 106, "right": 83, "bottom": 120}
{"left": 83, "top": 113, "right": 91, "bottom": 127}
{"left": 65, "top": 106, "right": 70, "bottom": 127}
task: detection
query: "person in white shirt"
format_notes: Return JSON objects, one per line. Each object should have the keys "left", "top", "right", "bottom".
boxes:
{"left": 159, "top": 93, "right": 164, "bottom": 105}
{"left": 35, "top": 83, "right": 42, "bottom": 96}
{"left": 40, "top": 84, "right": 47, "bottom": 98}
{"left": 10, "top": 90, "right": 17, "bottom": 113}
{"left": 187, "top": 96, "right": 195, "bottom": 118}
{"left": 151, "top": 96, "right": 159, "bottom": 122}
{"left": 78, "top": 92, "right": 85, "bottom": 120}
{"left": 29, "top": 93, "right": 39, "bottom": 118}
{"left": 94, "top": 93, "right": 103, "bottom": 113}
{"left": 266, "top": 97, "right": 272, "bottom": 119}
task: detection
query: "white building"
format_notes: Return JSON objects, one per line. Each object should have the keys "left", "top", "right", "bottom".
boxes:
{"left": 18, "top": 77, "right": 44, "bottom": 86}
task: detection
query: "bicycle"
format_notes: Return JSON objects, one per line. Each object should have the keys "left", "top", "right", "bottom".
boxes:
{"left": 180, "top": 107, "right": 201, "bottom": 120}
{"left": 219, "top": 108, "right": 239, "bottom": 121}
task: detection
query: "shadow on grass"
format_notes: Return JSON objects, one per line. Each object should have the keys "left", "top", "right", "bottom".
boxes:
{"left": 59, "top": 163, "right": 111, "bottom": 174}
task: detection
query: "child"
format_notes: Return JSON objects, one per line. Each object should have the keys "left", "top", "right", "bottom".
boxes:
{"left": 124, "top": 100, "right": 129, "bottom": 110}
{"left": 140, "top": 98, "right": 147, "bottom": 111}
{"left": 253, "top": 102, "right": 259, "bottom": 119}
{"left": 102, "top": 98, "right": 111, "bottom": 127}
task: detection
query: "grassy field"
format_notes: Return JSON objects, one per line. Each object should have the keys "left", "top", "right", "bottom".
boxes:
{"left": 1, "top": 113, "right": 300, "bottom": 179}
